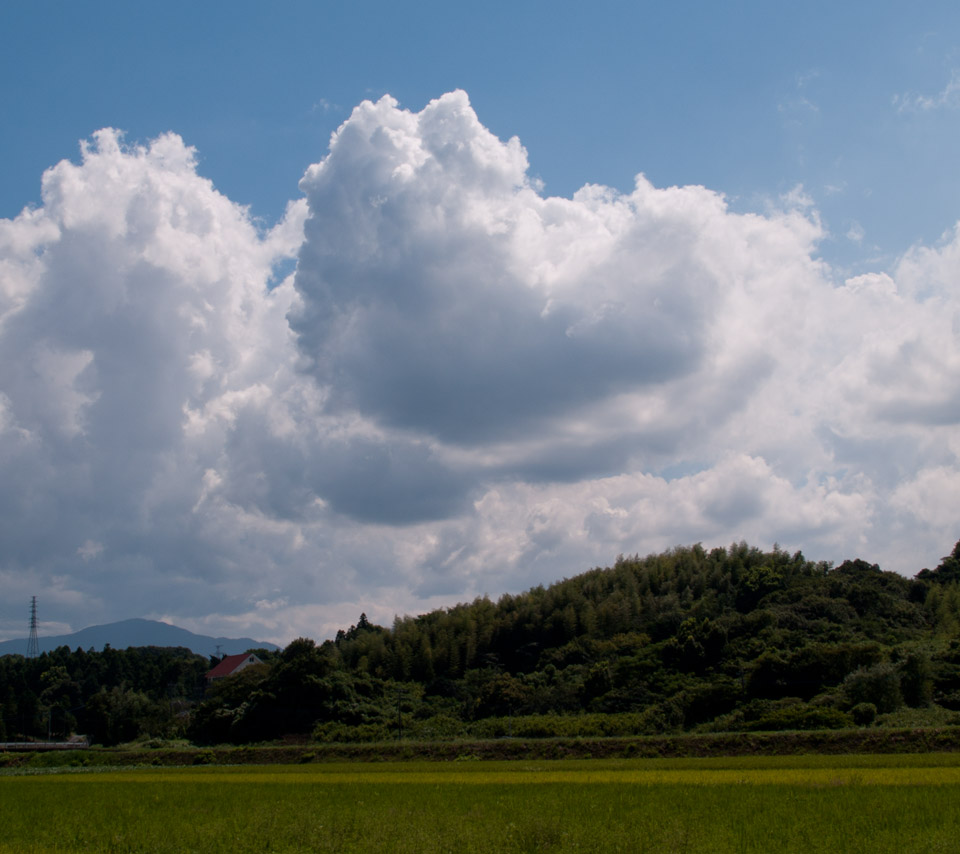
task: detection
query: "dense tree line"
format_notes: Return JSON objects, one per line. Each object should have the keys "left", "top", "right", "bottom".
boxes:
{"left": 5, "top": 540, "right": 960, "bottom": 745}
{"left": 0, "top": 645, "right": 210, "bottom": 745}
{"left": 188, "top": 540, "right": 960, "bottom": 744}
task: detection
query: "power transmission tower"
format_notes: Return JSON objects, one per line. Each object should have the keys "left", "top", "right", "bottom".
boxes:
{"left": 27, "top": 596, "right": 40, "bottom": 658}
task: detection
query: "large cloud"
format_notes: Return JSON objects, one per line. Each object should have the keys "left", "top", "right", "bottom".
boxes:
{"left": 289, "top": 93, "right": 956, "bottom": 535}
{"left": 0, "top": 129, "right": 311, "bottom": 635}
{"left": 292, "top": 92, "right": 818, "bottom": 452}
{"left": 1, "top": 92, "right": 959, "bottom": 644}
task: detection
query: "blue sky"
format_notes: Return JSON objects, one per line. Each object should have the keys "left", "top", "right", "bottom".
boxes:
{"left": 2, "top": 2, "right": 960, "bottom": 643}
{"left": 6, "top": 2, "right": 960, "bottom": 265}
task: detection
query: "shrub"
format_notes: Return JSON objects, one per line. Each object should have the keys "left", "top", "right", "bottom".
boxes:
{"left": 842, "top": 663, "right": 903, "bottom": 713}
{"left": 701, "top": 698, "right": 853, "bottom": 732}
{"left": 406, "top": 714, "right": 469, "bottom": 740}
{"left": 312, "top": 721, "right": 391, "bottom": 743}
{"left": 744, "top": 704, "right": 853, "bottom": 732}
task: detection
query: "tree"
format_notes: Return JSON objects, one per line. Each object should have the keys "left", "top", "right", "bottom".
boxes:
{"left": 917, "top": 540, "right": 960, "bottom": 584}
{"left": 899, "top": 651, "right": 933, "bottom": 707}
{"left": 842, "top": 663, "right": 903, "bottom": 713}
{"left": 85, "top": 686, "right": 169, "bottom": 746}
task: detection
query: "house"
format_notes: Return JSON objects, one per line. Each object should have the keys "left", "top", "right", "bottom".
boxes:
{"left": 205, "top": 652, "right": 263, "bottom": 684}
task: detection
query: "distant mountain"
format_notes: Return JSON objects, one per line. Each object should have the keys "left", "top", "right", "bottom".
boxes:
{"left": 0, "top": 618, "right": 280, "bottom": 658}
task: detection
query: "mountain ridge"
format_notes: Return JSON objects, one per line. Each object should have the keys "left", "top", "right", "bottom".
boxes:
{"left": 0, "top": 617, "right": 279, "bottom": 658}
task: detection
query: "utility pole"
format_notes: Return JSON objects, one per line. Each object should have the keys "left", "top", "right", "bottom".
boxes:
{"left": 27, "top": 597, "right": 39, "bottom": 659}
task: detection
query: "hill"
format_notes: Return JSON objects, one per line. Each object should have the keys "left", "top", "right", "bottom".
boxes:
{"left": 188, "top": 539, "right": 960, "bottom": 743}
{"left": 4, "top": 539, "right": 960, "bottom": 746}
{"left": 0, "top": 618, "right": 279, "bottom": 658}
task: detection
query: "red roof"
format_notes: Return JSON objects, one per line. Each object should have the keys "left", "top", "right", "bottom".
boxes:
{"left": 205, "top": 653, "right": 260, "bottom": 680}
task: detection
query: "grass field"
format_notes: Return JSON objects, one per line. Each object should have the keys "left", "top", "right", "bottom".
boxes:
{"left": 2, "top": 754, "right": 960, "bottom": 852}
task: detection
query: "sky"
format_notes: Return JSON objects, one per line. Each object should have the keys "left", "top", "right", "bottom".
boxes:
{"left": 1, "top": 1, "right": 960, "bottom": 645}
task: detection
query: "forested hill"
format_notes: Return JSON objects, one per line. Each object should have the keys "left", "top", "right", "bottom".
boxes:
{"left": 337, "top": 543, "right": 929, "bottom": 683}
{"left": 190, "top": 540, "right": 960, "bottom": 744}
{"left": 6, "top": 540, "right": 960, "bottom": 746}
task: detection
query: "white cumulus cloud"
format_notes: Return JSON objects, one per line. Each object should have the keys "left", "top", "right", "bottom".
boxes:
{"left": 2, "top": 92, "right": 960, "bottom": 644}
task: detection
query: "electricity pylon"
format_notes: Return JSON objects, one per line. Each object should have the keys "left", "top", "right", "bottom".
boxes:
{"left": 27, "top": 596, "right": 40, "bottom": 658}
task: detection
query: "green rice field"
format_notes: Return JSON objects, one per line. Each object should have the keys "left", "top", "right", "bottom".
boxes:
{"left": 2, "top": 754, "right": 960, "bottom": 853}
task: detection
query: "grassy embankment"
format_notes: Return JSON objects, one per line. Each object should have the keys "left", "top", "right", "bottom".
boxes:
{"left": 2, "top": 755, "right": 960, "bottom": 853}
{"left": 4, "top": 725, "right": 960, "bottom": 769}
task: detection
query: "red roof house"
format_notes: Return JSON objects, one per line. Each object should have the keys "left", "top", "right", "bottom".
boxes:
{"left": 205, "top": 652, "right": 263, "bottom": 683}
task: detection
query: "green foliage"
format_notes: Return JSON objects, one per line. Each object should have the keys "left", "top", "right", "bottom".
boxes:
{"left": 875, "top": 704, "right": 960, "bottom": 728}
{"left": 85, "top": 686, "right": 172, "bottom": 746}
{"left": 179, "top": 537, "right": 960, "bottom": 744}
{"left": 7, "top": 538, "right": 960, "bottom": 746}
{"left": 470, "top": 710, "right": 677, "bottom": 739}
{"left": 704, "top": 698, "right": 854, "bottom": 732}
{"left": 743, "top": 704, "right": 853, "bottom": 732}
{"left": 0, "top": 645, "right": 208, "bottom": 743}
{"left": 842, "top": 663, "right": 903, "bottom": 713}
{"left": 898, "top": 650, "right": 933, "bottom": 707}
{"left": 312, "top": 720, "right": 392, "bottom": 743}
{"left": 917, "top": 540, "right": 960, "bottom": 584}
